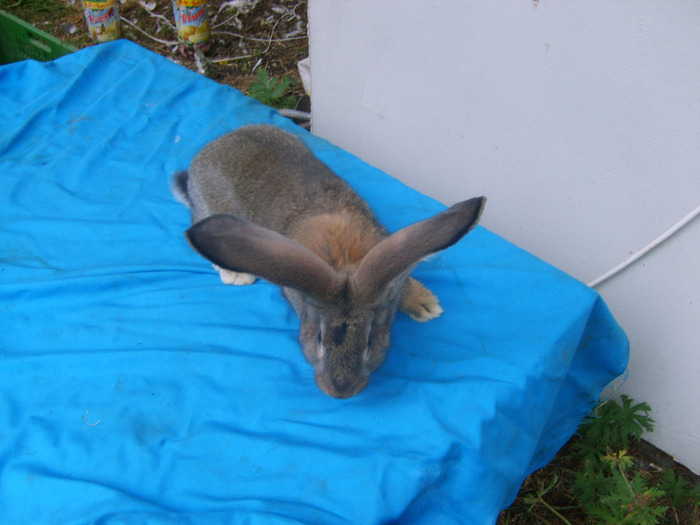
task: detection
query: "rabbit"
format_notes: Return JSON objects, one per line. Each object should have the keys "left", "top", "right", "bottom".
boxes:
{"left": 172, "top": 125, "right": 485, "bottom": 399}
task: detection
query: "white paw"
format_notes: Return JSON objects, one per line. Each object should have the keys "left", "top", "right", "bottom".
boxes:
{"left": 406, "top": 296, "right": 444, "bottom": 322}
{"left": 400, "top": 277, "right": 444, "bottom": 322}
{"left": 213, "top": 264, "right": 257, "bottom": 285}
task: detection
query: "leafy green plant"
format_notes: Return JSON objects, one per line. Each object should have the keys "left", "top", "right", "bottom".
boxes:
{"left": 574, "top": 395, "right": 655, "bottom": 459}
{"left": 574, "top": 449, "right": 668, "bottom": 524}
{"left": 249, "top": 68, "right": 298, "bottom": 109}
{"left": 498, "top": 395, "right": 700, "bottom": 525}
{"left": 657, "top": 470, "right": 700, "bottom": 509}
{"left": 569, "top": 396, "right": 668, "bottom": 523}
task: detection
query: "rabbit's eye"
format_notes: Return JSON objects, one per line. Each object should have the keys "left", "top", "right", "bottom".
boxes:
{"left": 315, "top": 330, "right": 326, "bottom": 361}
{"left": 330, "top": 322, "right": 348, "bottom": 346}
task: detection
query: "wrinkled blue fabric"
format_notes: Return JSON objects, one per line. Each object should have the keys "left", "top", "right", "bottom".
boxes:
{"left": 0, "top": 41, "right": 628, "bottom": 524}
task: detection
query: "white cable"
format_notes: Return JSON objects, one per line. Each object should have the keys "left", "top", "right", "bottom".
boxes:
{"left": 588, "top": 203, "right": 700, "bottom": 288}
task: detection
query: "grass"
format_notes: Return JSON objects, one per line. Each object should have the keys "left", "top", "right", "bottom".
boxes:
{"left": 498, "top": 396, "right": 700, "bottom": 524}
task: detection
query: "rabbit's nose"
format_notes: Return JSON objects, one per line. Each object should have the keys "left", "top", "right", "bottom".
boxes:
{"left": 315, "top": 372, "right": 368, "bottom": 399}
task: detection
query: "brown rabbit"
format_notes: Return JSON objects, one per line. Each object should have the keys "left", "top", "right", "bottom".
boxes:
{"left": 173, "top": 125, "right": 485, "bottom": 398}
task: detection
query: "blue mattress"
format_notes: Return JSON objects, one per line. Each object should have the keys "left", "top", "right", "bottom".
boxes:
{"left": 0, "top": 40, "right": 628, "bottom": 524}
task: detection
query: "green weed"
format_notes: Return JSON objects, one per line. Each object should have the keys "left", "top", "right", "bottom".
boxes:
{"left": 249, "top": 67, "right": 298, "bottom": 109}
{"left": 499, "top": 395, "right": 700, "bottom": 524}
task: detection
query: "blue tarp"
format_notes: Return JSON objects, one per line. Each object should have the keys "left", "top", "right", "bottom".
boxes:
{"left": 0, "top": 41, "right": 628, "bottom": 524}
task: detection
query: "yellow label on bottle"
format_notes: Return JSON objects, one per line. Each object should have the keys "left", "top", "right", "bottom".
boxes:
{"left": 172, "top": 0, "right": 211, "bottom": 45}
{"left": 82, "top": 0, "right": 121, "bottom": 43}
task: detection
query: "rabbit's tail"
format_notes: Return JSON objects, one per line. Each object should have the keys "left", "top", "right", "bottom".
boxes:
{"left": 171, "top": 170, "right": 192, "bottom": 208}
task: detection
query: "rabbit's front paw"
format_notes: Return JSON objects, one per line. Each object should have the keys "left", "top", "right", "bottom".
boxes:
{"left": 400, "top": 277, "right": 444, "bottom": 322}
{"left": 213, "top": 264, "right": 257, "bottom": 285}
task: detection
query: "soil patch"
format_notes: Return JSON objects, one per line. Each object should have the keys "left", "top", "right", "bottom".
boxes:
{"left": 1, "top": 0, "right": 308, "bottom": 99}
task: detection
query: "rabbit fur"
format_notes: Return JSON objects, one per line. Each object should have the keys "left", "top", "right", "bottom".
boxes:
{"left": 173, "top": 125, "right": 485, "bottom": 399}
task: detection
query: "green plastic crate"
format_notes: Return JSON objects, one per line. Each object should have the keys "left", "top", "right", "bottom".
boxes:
{"left": 0, "top": 9, "right": 77, "bottom": 65}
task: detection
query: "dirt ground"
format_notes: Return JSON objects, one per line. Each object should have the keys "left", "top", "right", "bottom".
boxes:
{"left": 2, "top": 0, "right": 308, "bottom": 99}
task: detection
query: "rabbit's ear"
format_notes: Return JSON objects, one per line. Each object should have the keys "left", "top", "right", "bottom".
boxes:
{"left": 186, "top": 214, "right": 342, "bottom": 301}
{"left": 353, "top": 197, "right": 486, "bottom": 304}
